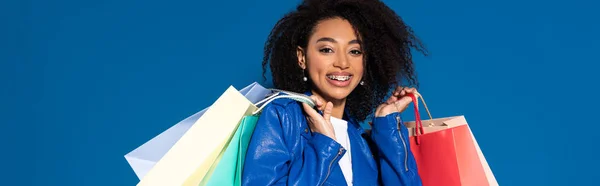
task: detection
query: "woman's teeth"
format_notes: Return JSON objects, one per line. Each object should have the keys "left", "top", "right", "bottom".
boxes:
{"left": 327, "top": 75, "right": 351, "bottom": 81}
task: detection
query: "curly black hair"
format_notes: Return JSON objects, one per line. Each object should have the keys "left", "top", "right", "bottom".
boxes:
{"left": 262, "top": 0, "right": 427, "bottom": 121}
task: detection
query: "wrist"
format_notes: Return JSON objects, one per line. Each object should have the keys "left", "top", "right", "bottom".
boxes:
{"left": 321, "top": 131, "right": 336, "bottom": 141}
{"left": 313, "top": 131, "right": 337, "bottom": 141}
{"left": 375, "top": 110, "right": 399, "bottom": 118}
{"left": 372, "top": 112, "right": 401, "bottom": 131}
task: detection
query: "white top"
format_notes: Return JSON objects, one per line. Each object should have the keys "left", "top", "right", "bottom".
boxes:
{"left": 330, "top": 117, "right": 353, "bottom": 186}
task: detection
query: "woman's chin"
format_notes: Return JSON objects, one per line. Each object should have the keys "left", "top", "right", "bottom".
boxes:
{"left": 314, "top": 82, "right": 359, "bottom": 101}
{"left": 323, "top": 88, "right": 353, "bottom": 101}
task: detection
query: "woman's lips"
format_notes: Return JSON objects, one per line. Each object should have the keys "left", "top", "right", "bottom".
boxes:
{"left": 326, "top": 75, "right": 352, "bottom": 87}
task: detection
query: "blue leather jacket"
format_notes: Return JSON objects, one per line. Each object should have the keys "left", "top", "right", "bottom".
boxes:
{"left": 242, "top": 93, "right": 422, "bottom": 186}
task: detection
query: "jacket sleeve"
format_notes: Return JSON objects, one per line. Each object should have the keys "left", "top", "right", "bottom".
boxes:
{"left": 370, "top": 112, "right": 423, "bottom": 186}
{"left": 242, "top": 104, "right": 346, "bottom": 186}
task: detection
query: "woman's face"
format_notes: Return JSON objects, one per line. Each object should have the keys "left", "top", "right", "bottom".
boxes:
{"left": 298, "top": 17, "right": 364, "bottom": 101}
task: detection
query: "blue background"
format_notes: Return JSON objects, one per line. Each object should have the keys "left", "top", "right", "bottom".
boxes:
{"left": 4, "top": 0, "right": 599, "bottom": 185}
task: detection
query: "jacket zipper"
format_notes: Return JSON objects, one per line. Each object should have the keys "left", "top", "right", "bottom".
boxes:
{"left": 320, "top": 147, "right": 344, "bottom": 186}
{"left": 397, "top": 116, "right": 409, "bottom": 172}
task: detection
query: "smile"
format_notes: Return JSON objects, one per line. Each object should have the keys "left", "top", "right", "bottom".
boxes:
{"left": 327, "top": 75, "right": 352, "bottom": 81}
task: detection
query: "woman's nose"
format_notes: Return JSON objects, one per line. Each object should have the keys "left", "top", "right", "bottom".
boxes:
{"left": 333, "top": 53, "right": 350, "bottom": 69}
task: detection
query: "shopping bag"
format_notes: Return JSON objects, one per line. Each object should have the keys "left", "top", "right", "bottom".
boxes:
{"left": 137, "top": 86, "right": 258, "bottom": 186}
{"left": 403, "top": 93, "right": 498, "bottom": 186}
{"left": 137, "top": 86, "right": 315, "bottom": 186}
{"left": 203, "top": 91, "right": 316, "bottom": 186}
{"left": 202, "top": 116, "right": 258, "bottom": 186}
{"left": 124, "top": 82, "right": 270, "bottom": 180}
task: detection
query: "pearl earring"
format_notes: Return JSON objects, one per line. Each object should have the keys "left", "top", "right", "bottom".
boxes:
{"left": 360, "top": 81, "right": 365, "bottom": 85}
{"left": 302, "top": 69, "right": 307, "bottom": 81}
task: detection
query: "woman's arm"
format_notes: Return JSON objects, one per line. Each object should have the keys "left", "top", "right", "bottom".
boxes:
{"left": 242, "top": 104, "right": 346, "bottom": 186}
{"left": 370, "top": 112, "right": 422, "bottom": 186}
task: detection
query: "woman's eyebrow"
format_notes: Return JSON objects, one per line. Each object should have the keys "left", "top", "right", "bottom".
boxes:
{"left": 316, "top": 37, "right": 361, "bottom": 45}
{"left": 316, "top": 37, "right": 337, "bottom": 43}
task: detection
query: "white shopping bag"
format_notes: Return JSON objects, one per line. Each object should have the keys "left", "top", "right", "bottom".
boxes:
{"left": 124, "top": 82, "right": 271, "bottom": 180}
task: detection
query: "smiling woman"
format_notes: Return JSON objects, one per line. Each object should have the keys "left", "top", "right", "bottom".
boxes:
{"left": 297, "top": 17, "right": 365, "bottom": 117}
{"left": 244, "top": 0, "right": 427, "bottom": 185}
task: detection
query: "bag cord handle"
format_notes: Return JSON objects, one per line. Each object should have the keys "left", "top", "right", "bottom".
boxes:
{"left": 407, "top": 92, "right": 434, "bottom": 145}
{"left": 252, "top": 90, "right": 316, "bottom": 115}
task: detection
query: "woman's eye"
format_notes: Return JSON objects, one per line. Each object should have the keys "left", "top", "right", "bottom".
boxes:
{"left": 319, "top": 48, "right": 334, "bottom": 53}
{"left": 350, "top": 50, "right": 362, "bottom": 55}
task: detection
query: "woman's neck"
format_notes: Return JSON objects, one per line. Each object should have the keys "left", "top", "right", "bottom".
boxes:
{"left": 310, "top": 90, "right": 346, "bottom": 119}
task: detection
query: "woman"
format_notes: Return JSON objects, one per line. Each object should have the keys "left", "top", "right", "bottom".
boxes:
{"left": 243, "top": 0, "right": 427, "bottom": 185}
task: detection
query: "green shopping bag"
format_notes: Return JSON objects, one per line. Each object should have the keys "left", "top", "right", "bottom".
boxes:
{"left": 202, "top": 91, "right": 315, "bottom": 186}
{"left": 202, "top": 115, "right": 258, "bottom": 186}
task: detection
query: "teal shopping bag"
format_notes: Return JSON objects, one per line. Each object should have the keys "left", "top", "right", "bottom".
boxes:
{"left": 203, "top": 115, "right": 258, "bottom": 186}
{"left": 203, "top": 91, "right": 315, "bottom": 186}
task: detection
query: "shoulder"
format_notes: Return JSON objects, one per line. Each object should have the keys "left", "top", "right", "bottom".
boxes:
{"left": 269, "top": 95, "right": 303, "bottom": 108}
{"left": 258, "top": 94, "right": 304, "bottom": 116}
{"left": 258, "top": 97, "right": 303, "bottom": 121}
{"left": 256, "top": 97, "right": 305, "bottom": 134}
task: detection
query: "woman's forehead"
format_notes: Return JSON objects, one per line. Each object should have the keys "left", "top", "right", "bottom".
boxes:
{"left": 310, "top": 18, "right": 360, "bottom": 43}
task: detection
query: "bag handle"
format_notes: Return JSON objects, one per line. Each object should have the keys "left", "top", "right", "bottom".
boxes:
{"left": 407, "top": 92, "right": 433, "bottom": 122}
{"left": 407, "top": 92, "right": 434, "bottom": 145}
{"left": 252, "top": 90, "right": 316, "bottom": 115}
{"left": 268, "top": 88, "right": 311, "bottom": 99}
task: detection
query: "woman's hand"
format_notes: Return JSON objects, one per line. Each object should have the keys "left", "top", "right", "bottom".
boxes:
{"left": 375, "top": 87, "right": 418, "bottom": 117}
{"left": 301, "top": 96, "right": 336, "bottom": 140}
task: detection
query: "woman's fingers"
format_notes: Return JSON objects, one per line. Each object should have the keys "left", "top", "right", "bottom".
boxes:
{"left": 302, "top": 101, "right": 336, "bottom": 140}
{"left": 390, "top": 86, "right": 417, "bottom": 103}
{"left": 302, "top": 102, "right": 320, "bottom": 119}
{"left": 302, "top": 103, "right": 318, "bottom": 132}
{"left": 386, "top": 94, "right": 398, "bottom": 104}
{"left": 393, "top": 86, "right": 414, "bottom": 96}
{"left": 310, "top": 95, "right": 325, "bottom": 110}
{"left": 394, "top": 96, "right": 413, "bottom": 112}
{"left": 399, "top": 87, "right": 416, "bottom": 97}
{"left": 392, "top": 87, "right": 402, "bottom": 97}
{"left": 393, "top": 86, "right": 404, "bottom": 94}
{"left": 377, "top": 87, "right": 420, "bottom": 117}
{"left": 322, "top": 102, "right": 333, "bottom": 122}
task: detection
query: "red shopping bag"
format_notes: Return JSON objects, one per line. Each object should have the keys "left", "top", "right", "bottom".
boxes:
{"left": 404, "top": 94, "right": 498, "bottom": 186}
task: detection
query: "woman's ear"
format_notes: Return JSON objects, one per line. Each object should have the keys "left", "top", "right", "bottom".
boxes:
{"left": 297, "top": 46, "right": 306, "bottom": 69}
